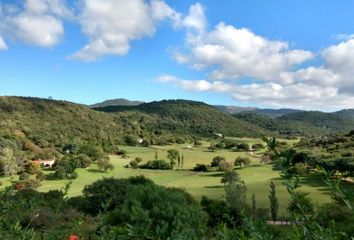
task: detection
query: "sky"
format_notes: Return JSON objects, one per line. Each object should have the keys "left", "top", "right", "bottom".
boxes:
{"left": 1, "top": 0, "right": 354, "bottom": 110}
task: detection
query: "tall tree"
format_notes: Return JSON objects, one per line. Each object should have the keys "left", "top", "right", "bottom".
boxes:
{"left": 0, "top": 147, "right": 18, "bottom": 176}
{"left": 167, "top": 149, "right": 179, "bottom": 169}
{"left": 269, "top": 181, "right": 279, "bottom": 221}
{"left": 224, "top": 170, "right": 247, "bottom": 210}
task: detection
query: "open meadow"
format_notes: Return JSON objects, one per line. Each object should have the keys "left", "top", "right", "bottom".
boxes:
{"left": 0, "top": 137, "right": 332, "bottom": 216}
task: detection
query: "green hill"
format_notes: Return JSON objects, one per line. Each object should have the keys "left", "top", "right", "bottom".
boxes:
{"left": 94, "top": 100, "right": 269, "bottom": 138}
{"left": 89, "top": 98, "right": 144, "bottom": 108}
{"left": 280, "top": 111, "right": 354, "bottom": 132}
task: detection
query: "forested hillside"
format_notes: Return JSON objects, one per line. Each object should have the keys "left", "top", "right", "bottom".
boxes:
{"left": 94, "top": 100, "right": 270, "bottom": 138}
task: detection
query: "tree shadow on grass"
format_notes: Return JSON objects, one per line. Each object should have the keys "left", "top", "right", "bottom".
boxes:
{"left": 44, "top": 173, "right": 59, "bottom": 180}
{"left": 87, "top": 169, "right": 104, "bottom": 173}
{"left": 200, "top": 172, "right": 224, "bottom": 177}
{"left": 204, "top": 185, "right": 223, "bottom": 189}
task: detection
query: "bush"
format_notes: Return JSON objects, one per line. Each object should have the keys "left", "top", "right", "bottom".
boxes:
{"left": 211, "top": 156, "right": 226, "bottom": 167}
{"left": 201, "top": 196, "right": 243, "bottom": 228}
{"left": 218, "top": 160, "right": 234, "bottom": 172}
{"left": 129, "top": 160, "right": 138, "bottom": 168}
{"left": 74, "top": 154, "right": 92, "bottom": 168}
{"left": 234, "top": 157, "right": 251, "bottom": 168}
{"left": 292, "top": 163, "right": 308, "bottom": 176}
{"left": 101, "top": 183, "right": 206, "bottom": 239}
{"left": 252, "top": 143, "right": 265, "bottom": 151}
{"left": 215, "top": 142, "right": 226, "bottom": 149}
{"left": 141, "top": 159, "right": 171, "bottom": 170}
{"left": 193, "top": 164, "right": 209, "bottom": 172}
{"left": 235, "top": 143, "right": 250, "bottom": 151}
{"left": 19, "top": 172, "right": 30, "bottom": 181}
{"left": 135, "top": 157, "right": 143, "bottom": 163}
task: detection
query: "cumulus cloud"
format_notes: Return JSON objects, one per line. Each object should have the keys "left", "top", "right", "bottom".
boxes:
{"left": 0, "top": 0, "right": 72, "bottom": 47}
{"left": 174, "top": 22, "right": 314, "bottom": 81}
{"left": 70, "top": 0, "right": 184, "bottom": 62}
{"left": 159, "top": 5, "right": 354, "bottom": 110}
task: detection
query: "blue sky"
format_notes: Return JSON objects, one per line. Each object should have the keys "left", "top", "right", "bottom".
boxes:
{"left": 1, "top": 0, "right": 354, "bottom": 110}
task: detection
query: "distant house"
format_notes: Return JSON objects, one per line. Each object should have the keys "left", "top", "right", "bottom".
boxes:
{"left": 32, "top": 159, "right": 55, "bottom": 168}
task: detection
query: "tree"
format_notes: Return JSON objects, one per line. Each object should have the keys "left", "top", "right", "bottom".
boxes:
{"left": 234, "top": 157, "right": 251, "bottom": 168}
{"left": 269, "top": 181, "right": 279, "bottom": 221}
{"left": 167, "top": 149, "right": 179, "bottom": 168}
{"left": 181, "top": 154, "right": 184, "bottom": 168}
{"left": 97, "top": 158, "right": 114, "bottom": 172}
{"left": 155, "top": 150, "right": 158, "bottom": 160}
{"left": 224, "top": 171, "right": 247, "bottom": 210}
{"left": 221, "top": 170, "right": 239, "bottom": 185}
{"left": 211, "top": 156, "right": 226, "bottom": 167}
{"left": 261, "top": 135, "right": 279, "bottom": 155}
{"left": 0, "top": 147, "right": 18, "bottom": 176}
{"left": 218, "top": 160, "right": 234, "bottom": 172}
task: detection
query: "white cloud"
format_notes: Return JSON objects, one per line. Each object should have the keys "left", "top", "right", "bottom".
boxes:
{"left": 174, "top": 23, "right": 313, "bottom": 82}
{"left": 181, "top": 3, "right": 206, "bottom": 33}
{"left": 158, "top": 5, "right": 354, "bottom": 110}
{"left": 0, "top": 0, "right": 72, "bottom": 47}
{"left": 70, "top": 0, "right": 183, "bottom": 62}
{"left": 0, "top": 35, "right": 7, "bottom": 50}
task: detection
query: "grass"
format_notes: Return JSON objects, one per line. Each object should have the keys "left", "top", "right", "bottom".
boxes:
{"left": 0, "top": 139, "right": 333, "bottom": 216}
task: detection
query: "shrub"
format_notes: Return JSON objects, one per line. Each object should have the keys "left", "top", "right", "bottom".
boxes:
{"left": 218, "top": 160, "right": 234, "bottom": 172}
{"left": 97, "top": 158, "right": 114, "bottom": 172}
{"left": 252, "top": 143, "right": 265, "bottom": 151}
{"left": 36, "top": 171, "right": 45, "bottom": 181}
{"left": 193, "top": 164, "right": 209, "bottom": 172}
{"left": 211, "top": 156, "right": 226, "bottom": 167}
{"left": 135, "top": 157, "right": 143, "bottom": 163}
{"left": 129, "top": 160, "right": 138, "bottom": 168}
{"left": 74, "top": 154, "right": 92, "bottom": 168}
{"left": 235, "top": 143, "right": 250, "bottom": 151}
{"left": 141, "top": 159, "right": 171, "bottom": 170}
{"left": 215, "top": 142, "right": 225, "bottom": 149}
{"left": 19, "top": 172, "right": 31, "bottom": 181}
{"left": 292, "top": 163, "right": 308, "bottom": 176}
{"left": 234, "top": 157, "right": 251, "bottom": 168}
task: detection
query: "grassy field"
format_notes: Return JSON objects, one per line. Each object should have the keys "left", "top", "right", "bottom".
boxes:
{"left": 0, "top": 138, "right": 332, "bottom": 216}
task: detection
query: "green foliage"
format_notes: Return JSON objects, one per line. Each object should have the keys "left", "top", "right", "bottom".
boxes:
{"left": 234, "top": 156, "right": 251, "bottom": 168}
{"left": 211, "top": 156, "right": 226, "bottom": 167}
{"left": 141, "top": 159, "right": 171, "bottom": 170}
{"left": 218, "top": 160, "right": 234, "bottom": 172}
{"left": 269, "top": 181, "right": 279, "bottom": 221}
{"left": 129, "top": 160, "right": 138, "bottom": 168}
{"left": 192, "top": 164, "right": 209, "bottom": 172}
{"left": 201, "top": 196, "right": 243, "bottom": 228}
{"left": 224, "top": 171, "right": 248, "bottom": 211}
{"left": 97, "top": 158, "right": 114, "bottom": 172}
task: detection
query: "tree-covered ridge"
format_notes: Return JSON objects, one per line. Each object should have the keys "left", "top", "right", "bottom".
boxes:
{"left": 234, "top": 112, "right": 332, "bottom": 136}
{"left": 280, "top": 110, "right": 354, "bottom": 132}
{"left": 0, "top": 96, "right": 126, "bottom": 150}
{"left": 95, "top": 99, "right": 270, "bottom": 137}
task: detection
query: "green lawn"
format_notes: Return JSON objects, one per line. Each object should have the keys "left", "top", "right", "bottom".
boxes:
{"left": 0, "top": 140, "right": 333, "bottom": 216}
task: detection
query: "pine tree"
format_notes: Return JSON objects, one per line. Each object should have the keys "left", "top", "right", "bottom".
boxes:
{"left": 155, "top": 150, "right": 158, "bottom": 160}
{"left": 269, "top": 181, "right": 279, "bottom": 221}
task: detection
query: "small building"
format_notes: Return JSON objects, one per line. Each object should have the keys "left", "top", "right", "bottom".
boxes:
{"left": 32, "top": 159, "right": 56, "bottom": 168}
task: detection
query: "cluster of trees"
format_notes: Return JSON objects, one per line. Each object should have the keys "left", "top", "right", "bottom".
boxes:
{"left": 129, "top": 149, "right": 185, "bottom": 170}
{"left": 193, "top": 155, "right": 251, "bottom": 172}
